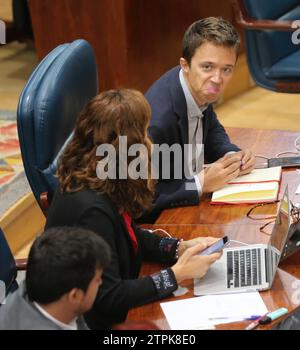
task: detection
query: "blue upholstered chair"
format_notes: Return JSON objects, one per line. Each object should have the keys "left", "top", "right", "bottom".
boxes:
{"left": 233, "top": 0, "right": 300, "bottom": 92}
{"left": 0, "top": 228, "right": 26, "bottom": 305}
{"left": 17, "top": 39, "right": 99, "bottom": 214}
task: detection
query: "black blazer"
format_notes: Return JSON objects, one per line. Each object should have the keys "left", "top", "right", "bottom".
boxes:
{"left": 144, "top": 66, "right": 240, "bottom": 221}
{"left": 45, "top": 189, "right": 173, "bottom": 329}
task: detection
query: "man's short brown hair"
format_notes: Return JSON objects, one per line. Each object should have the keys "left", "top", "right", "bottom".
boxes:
{"left": 182, "top": 17, "right": 240, "bottom": 64}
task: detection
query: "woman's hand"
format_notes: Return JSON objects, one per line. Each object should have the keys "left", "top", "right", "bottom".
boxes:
{"left": 177, "top": 236, "right": 220, "bottom": 257}
{"left": 171, "top": 243, "right": 222, "bottom": 284}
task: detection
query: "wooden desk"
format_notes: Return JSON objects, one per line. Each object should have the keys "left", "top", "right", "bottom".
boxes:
{"left": 157, "top": 127, "right": 300, "bottom": 225}
{"left": 128, "top": 128, "right": 300, "bottom": 329}
{"left": 127, "top": 224, "right": 300, "bottom": 330}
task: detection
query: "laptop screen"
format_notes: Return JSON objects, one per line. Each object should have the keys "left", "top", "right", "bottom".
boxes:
{"left": 270, "top": 186, "right": 291, "bottom": 253}
{"left": 268, "top": 186, "right": 291, "bottom": 282}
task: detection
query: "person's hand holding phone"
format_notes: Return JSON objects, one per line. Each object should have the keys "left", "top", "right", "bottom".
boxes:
{"left": 171, "top": 242, "right": 222, "bottom": 284}
{"left": 198, "top": 236, "right": 228, "bottom": 256}
{"left": 177, "top": 236, "right": 220, "bottom": 257}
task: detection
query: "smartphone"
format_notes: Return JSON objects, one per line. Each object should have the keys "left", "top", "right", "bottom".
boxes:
{"left": 268, "top": 156, "right": 300, "bottom": 168}
{"left": 199, "top": 236, "right": 228, "bottom": 256}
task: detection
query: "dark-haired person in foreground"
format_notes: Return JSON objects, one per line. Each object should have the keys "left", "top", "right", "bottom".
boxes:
{"left": 144, "top": 17, "right": 255, "bottom": 222}
{"left": 45, "top": 89, "right": 222, "bottom": 329}
{"left": 0, "top": 227, "right": 110, "bottom": 330}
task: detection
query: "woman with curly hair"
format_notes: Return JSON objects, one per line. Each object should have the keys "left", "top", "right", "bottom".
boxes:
{"left": 45, "top": 89, "right": 221, "bottom": 329}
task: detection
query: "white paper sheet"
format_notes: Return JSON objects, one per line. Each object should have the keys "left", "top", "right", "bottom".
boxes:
{"left": 160, "top": 292, "right": 268, "bottom": 330}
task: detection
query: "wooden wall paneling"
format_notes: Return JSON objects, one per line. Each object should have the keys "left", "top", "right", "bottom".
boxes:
{"left": 28, "top": 0, "right": 243, "bottom": 92}
{"left": 28, "top": 0, "right": 130, "bottom": 91}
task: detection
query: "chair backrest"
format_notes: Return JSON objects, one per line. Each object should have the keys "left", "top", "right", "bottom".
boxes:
{"left": 17, "top": 39, "right": 99, "bottom": 212}
{"left": 0, "top": 228, "right": 17, "bottom": 305}
{"left": 234, "top": 0, "right": 300, "bottom": 92}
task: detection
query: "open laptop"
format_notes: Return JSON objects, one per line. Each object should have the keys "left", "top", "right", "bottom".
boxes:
{"left": 280, "top": 200, "right": 300, "bottom": 261}
{"left": 194, "top": 185, "right": 291, "bottom": 296}
{"left": 281, "top": 226, "right": 300, "bottom": 261}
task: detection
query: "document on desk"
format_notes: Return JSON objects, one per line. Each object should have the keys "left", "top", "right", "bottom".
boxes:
{"left": 160, "top": 292, "right": 268, "bottom": 330}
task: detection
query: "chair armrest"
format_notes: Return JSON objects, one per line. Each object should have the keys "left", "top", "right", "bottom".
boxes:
{"left": 232, "top": 0, "right": 296, "bottom": 31}
{"left": 15, "top": 258, "right": 27, "bottom": 270}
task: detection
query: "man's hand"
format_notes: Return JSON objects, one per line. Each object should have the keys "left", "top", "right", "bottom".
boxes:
{"left": 199, "top": 153, "right": 242, "bottom": 193}
{"left": 238, "top": 150, "right": 255, "bottom": 175}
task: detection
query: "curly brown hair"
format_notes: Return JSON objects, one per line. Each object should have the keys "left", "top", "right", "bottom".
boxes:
{"left": 57, "top": 89, "right": 154, "bottom": 218}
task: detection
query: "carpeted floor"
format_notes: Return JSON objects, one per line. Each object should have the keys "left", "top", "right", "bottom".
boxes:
{"left": 216, "top": 86, "right": 300, "bottom": 132}
{"left": 0, "top": 110, "right": 30, "bottom": 217}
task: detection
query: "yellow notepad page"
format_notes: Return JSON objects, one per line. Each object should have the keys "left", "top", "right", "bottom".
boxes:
{"left": 211, "top": 166, "right": 281, "bottom": 204}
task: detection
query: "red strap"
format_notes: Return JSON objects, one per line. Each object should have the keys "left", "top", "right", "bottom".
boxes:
{"left": 122, "top": 212, "right": 138, "bottom": 255}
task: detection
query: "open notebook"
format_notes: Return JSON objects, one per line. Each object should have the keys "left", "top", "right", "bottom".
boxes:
{"left": 211, "top": 166, "right": 282, "bottom": 204}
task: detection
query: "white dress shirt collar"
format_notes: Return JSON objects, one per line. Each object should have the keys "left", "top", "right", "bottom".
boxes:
{"left": 34, "top": 302, "right": 78, "bottom": 330}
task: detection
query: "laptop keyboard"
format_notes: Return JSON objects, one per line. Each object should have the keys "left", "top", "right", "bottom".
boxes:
{"left": 227, "top": 249, "right": 262, "bottom": 289}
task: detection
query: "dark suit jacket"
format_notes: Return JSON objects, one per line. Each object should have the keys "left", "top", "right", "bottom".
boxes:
{"left": 45, "top": 189, "right": 174, "bottom": 329}
{"left": 144, "top": 66, "right": 240, "bottom": 221}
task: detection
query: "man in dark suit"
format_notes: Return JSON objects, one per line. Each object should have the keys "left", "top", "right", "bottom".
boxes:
{"left": 144, "top": 17, "right": 255, "bottom": 222}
